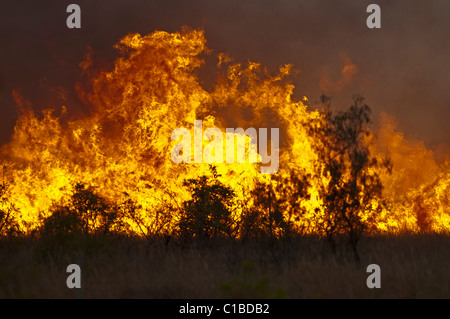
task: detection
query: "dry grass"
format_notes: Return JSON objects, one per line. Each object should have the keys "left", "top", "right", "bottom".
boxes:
{"left": 0, "top": 234, "right": 449, "bottom": 298}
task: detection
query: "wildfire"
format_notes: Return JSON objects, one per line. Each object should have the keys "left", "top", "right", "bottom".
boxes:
{"left": 1, "top": 28, "right": 449, "bottom": 236}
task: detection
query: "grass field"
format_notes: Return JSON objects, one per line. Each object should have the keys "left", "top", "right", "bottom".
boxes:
{"left": 0, "top": 234, "right": 449, "bottom": 298}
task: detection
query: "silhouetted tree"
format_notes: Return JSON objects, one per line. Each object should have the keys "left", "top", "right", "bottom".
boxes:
{"left": 177, "top": 166, "right": 236, "bottom": 241}
{"left": 309, "top": 95, "right": 390, "bottom": 262}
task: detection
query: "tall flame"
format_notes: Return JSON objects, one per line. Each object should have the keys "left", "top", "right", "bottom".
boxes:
{"left": 1, "top": 28, "right": 449, "bottom": 235}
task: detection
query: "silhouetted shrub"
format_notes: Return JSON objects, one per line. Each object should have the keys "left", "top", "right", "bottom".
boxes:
{"left": 70, "top": 183, "right": 120, "bottom": 235}
{"left": 178, "top": 166, "right": 236, "bottom": 241}
{"left": 240, "top": 181, "right": 293, "bottom": 240}
{"left": 37, "top": 205, "right": 85, "bottom": 254}
{"left": 36, "top": 183, "right": 127, "bottom": 258}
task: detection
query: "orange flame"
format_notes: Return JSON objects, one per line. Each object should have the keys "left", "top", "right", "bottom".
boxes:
{"left": 1, "top": 28, "right": 449, "bottom": 235}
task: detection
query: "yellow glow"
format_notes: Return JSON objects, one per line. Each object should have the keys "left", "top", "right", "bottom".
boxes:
{"left": 1, "top": 29, "right": 449, "bottom": 236}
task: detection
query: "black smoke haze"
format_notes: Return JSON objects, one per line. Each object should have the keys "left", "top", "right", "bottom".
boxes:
{"left": 1, "top": 0, "right": 449, "bottom": 151}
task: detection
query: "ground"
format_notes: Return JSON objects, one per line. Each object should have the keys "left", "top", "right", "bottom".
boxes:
{"left": 0, "top": 234, "right": 449, "bottom": 298}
